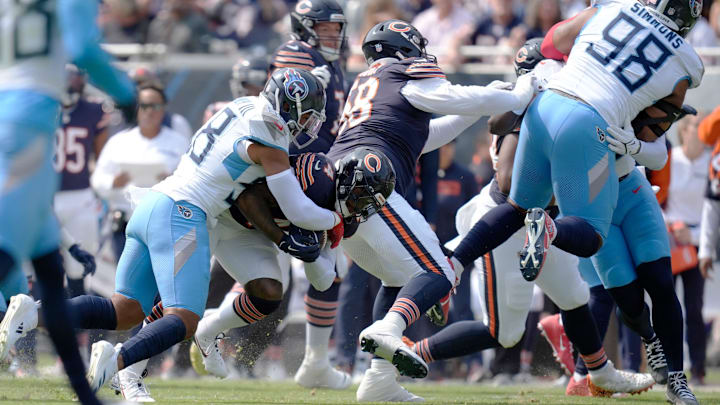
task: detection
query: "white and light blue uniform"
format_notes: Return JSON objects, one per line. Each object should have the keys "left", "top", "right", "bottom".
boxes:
{"left": 0, "top": 0, "right": 134, "bottom": 300}
{"left": 116, "top": 97, "right": 290, "bottom": 316}
{"left": 510, "top": 1, "right": 703, "bottom": 248}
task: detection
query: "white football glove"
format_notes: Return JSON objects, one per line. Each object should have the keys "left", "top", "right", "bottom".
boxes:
{"left": 606, "top": 121, "right": 641, "bottom": 155}
{"left": 310, "top": 65, "right": 331, "bottom": 89}
{"left": 486, "top": 80, "right": 514, "bottom": 90}
{"left": 510, "top": 72, "right": 537, "bottom": 114}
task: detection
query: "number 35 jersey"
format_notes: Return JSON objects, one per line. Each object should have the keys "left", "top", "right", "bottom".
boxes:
{"left": 154, "top": 96, "right": 290, "bottom": 219}
{"left": 548, "top": 1, "right": 704, "bottom": 127}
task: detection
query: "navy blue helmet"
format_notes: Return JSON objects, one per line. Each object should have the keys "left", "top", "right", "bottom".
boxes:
{"left": 230, "top": 56, "right": 269, "bottom": 98}
{"left": 643, "top": 0, "right": 702, "bottom": 37}
{"left": 514, "top": 38, "right": 545, "bottom": 77}
{"left": 290, "top": 0, "right": 347, "bottom": 62}
{"left": 335, "top": 147, "right": 396, "bottom": 222}
{"left": 361, "top": 20, "right": 430, "bottom": 65}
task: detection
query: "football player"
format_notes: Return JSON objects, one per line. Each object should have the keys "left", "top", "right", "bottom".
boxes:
{"left": 447, "top": 1, "right": 703, "bottom": 404}
{"left": 400, "top": 39, "right": 656, "bottom": 398}
{"left": 3, "top": 68, "right": 343, "bottom": 393}
{"left": 53, "top": 64, "right": 110, "bottom": 297}
{"left": 325, "top": 20, "right": 536, "bottom": 401}
{"left": 269, "top": 0, "right": 352, "bottom": 389}
{"left": 0, "top": 1, "right": 135, "bottom": 403}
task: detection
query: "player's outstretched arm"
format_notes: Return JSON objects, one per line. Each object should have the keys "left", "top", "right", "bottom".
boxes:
{"left": 247, "top": 143, "right": 340, "bottom": 232}
{"left": 58, "top": 0, "right": 135, "bottom": 106}
{"left": 541, "top": 7, "right": 599, "bottom": 59}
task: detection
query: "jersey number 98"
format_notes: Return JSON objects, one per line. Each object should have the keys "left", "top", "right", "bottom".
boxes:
{"left": 338, "top": 77, "right": 380, "bottom": 135}
{"left": 586, "top": 12, "right": 672, "bottom": 93}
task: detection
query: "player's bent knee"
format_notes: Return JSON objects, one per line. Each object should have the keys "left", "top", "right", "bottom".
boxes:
{"left": 245, "top": 278, "right": 283, "bottom": 301}
{"left": 110, "top": 294, "right": 146, "bottom": 330}
{"left": 164, "top": 307, "right": 200, "bottom": 339}
{"left": 554, "top": 283, "right": 590, "bottom": 311}
{"left": 498, "top": 328, "right": 525, "bottom": 348}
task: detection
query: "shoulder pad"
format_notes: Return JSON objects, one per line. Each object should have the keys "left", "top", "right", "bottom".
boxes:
{"left": 273, "top": 40, "right": 316, "bottom": 70}
{"left": 682, "top": 47, "right": 705, "bottom": 89}
{"left": 403, "top": 58, "right": 446, "bottom": 80}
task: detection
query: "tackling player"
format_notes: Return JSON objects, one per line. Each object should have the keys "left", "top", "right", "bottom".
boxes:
{"left": 269, "top": 0, "right": 352, "bottom": 390}
{"left": 325, "top": 20, "right": 537, "bottom": 402}
{"left": 0, "top": 1, "right": 135, "bottom": 404}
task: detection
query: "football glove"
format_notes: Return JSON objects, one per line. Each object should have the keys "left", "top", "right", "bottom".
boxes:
{"left": 278, "top": 226, "right": 321, "bottom": 262}
{"left": 68, "top": 244, "right": 96, "bottom": 277}
{"left": 426, "top": 292, "right": 451, "bottom": 327}
{"left": 310, "top": 65, "right": 331, "bottom": 90}
{"left": 606, "top": 122, "right": 641, "bottom": 156}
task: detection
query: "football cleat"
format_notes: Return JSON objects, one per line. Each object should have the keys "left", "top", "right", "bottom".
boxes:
{"left": 425, "top": 292, "right": 451, "bottom": 327}
{"left": 112, "top": 358, "right": 155, "bottom": 402}
{"left": 643, "top": 335, "right": 669, "bottom": 384}
{"left": 294, "top": 360, "right": 352, "bottom": 390}
{"left": 519, "top": 208, "right": 556, "bottom": 281}
{"left": 357, "top": 359, "right": 424, "bottom": 402}
{"left": 192, "top": 332, "right": 229, "bottom": 379}
{"left": 87, "top": 341, "right": 120, "bottom": 393}
{"left": 538, "top": 314, "right": 574, "bottom": 375}
{"left": 587, "top": 360, "right": 654, "bottom": 397}
{"left": 566, "top": 375, "right": 591, "bottom": 396}
{"left": 0, "top": 294, "right": 38, "bottom": 363}
{"left": 359, "top": 320, "right": 428, "bottom": 379}
{"left": 666, "top": 372, "right": 699, "bottom": 405}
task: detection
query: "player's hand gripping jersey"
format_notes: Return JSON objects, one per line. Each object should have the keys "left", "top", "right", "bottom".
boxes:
{"left": 271, "top": 40, "right": 345, "bottom": 153}
{"left": 154, "top": 96, "right": 290, "bottom": 219}
{"left": 548, "top": 1, "right": 704, "bottom": 127}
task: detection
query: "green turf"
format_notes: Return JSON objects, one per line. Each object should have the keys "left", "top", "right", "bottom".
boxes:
{"left": 0, "top": 377, "right": 719, "bottom": 405}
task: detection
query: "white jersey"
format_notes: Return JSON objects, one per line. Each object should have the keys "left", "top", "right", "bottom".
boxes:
{"left": 0, "top": 0, "right": 66, "bottom": 99}
{"left": 549, "top": 1, "right": 704, "bottom": 127}
{"left": 154, "top": 96, "right": 290, "bottom": 219}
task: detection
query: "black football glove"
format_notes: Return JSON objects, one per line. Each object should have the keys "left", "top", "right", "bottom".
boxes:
{"left": 278, "top": 226, "right": 321, "bottom": 262}
{"left": 68, "top": 244, "right": 96, "bottom": 277}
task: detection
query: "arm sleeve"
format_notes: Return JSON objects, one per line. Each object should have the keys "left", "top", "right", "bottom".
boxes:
{"left": 58, "top": 0, "right": 136, "bottom": 105}
{"left": 699, "top": 198, "right": 720, "bottom": 259}
{"left": 303, "top": 245, "right": 336, "bottom": 291}
{"left": 633, "top": 135, "right": 668, "bottom": 170}
{"left": 422, "top": 115, "right": 479, "bottom": 153}
{"left": 266, "top": 169, "right": 339, "bottom": 231}
{"left": 401, "top": 78, "right": 530, "bottom": 117}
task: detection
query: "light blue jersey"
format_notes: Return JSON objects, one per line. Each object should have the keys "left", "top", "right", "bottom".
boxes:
{"left": 0, "top": 0, "right": 135, "bottom": 298}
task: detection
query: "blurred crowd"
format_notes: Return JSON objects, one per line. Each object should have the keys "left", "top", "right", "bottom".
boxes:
{"left": 100, "top": 0, "right": 720, "bottom": 67}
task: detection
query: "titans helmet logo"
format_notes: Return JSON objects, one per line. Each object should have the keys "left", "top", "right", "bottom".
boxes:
{"left": 283, "top": 69, "right": 309, "bottom": 101}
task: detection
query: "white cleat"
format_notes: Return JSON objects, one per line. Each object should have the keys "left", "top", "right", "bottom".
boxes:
{"left": 192, "top": 328, "right": 228, "bottom": 378}
{"left": 294, "top": 360, "right": 352, "bottom": 390}
{"left": 0, "top": 294, "right": 38, "bottom": 363}
{"left": 111, "top": 358, "right": 155, "bottom": 402}
{"left": 359, "top": 321, "right": 427, "bottom": 379}
{"left": 357, "top": 360, "right": 424, "bottom": 402}
{"left": 587, "top": 360, "right": 654, "bottom": 397}
{"left": 87, "top": 341, "right": 120, "bottom": 393}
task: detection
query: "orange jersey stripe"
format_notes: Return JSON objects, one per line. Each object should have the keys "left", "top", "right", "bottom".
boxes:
{"left": 484, "top": 253, "right": 497, "bottom": 338}
{"left": 277, "top": 50, "right": 313, "bottom": 58}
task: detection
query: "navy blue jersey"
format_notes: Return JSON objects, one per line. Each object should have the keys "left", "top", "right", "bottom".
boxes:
{"left": 271, "top": 40, "right": 345, "bottom": 154}
{"left": 436, "top": 162, "right": 477, "bottom": 244}
{"left": 327, "top": 57, "right": 445, "bottom": 196}
{"left": 54, "top": 98, "right": 109, "bottom": 191}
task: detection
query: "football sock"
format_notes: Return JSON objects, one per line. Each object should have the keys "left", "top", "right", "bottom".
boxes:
{"left": 607, "top": 280, "right": 655, "bottom": 340}
{"left": 68, "top": 295, "right": 117, "bottom": 330}
{"left": 33, "top": 250, "right": 101, "bottom": 405}
{"left": 0, "top": 248, "right": 14, "bottom": 284}
{"left": 413, "top": 321, "right": 500, "bottom": 363}
{"left": 199, "top": 292, "right": 280, "bottom": 339}
{"left": 66, "top": 277, "right": 85, "bottom": 298}
{"left": 145, "top": 301, "right": 164, "bottom": 324}
{"left": 304, "top": 280, "right": 340, "bottom": 362}
{"left": 373, "top": 286, "right": 400, "bottom": 322}
{"left": 575, "top": 285, "right": 614, "bottom": 376}
{"left": 552, "top": 216, "right": 602, "bottom": 258}
{"left": 635, "top": 257, "right": 684, "bottom": 371}
{"left": 561, "top": 304, "right": 606, "bottom": 370}
{"left": 119, "top": 314, "right": 186, "bottom": 368}
{"left": 452, "top": 202, "right": 524, "bottom": 268}
{"left": 388, "top": 272, "right": 451, "bottom": 329}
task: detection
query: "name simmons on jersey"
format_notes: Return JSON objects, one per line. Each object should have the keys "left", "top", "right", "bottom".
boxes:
{"left": 628, "top": 2, "right": 684, "bottom": 49}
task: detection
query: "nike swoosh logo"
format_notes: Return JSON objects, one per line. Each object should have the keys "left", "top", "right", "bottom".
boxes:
{"left": 286, "top": 45, "right": 299, "bottom": 51}
{"left": 274, "top": 122, "right": 283, "bottom": 131}
{"left": 632, "top": 186, "right": 642, "bottom": 194}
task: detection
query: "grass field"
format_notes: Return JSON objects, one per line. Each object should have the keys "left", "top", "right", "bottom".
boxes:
{"left": 1, "top": 377, "right": 720, "bottom": 405}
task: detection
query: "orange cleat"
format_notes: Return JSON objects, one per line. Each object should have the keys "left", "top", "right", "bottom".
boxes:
{"left": 566, "top": 375, "right": 591, "bottom": 396}
{"left": 538, "top": 313, "right": 575, "bottom": 375}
